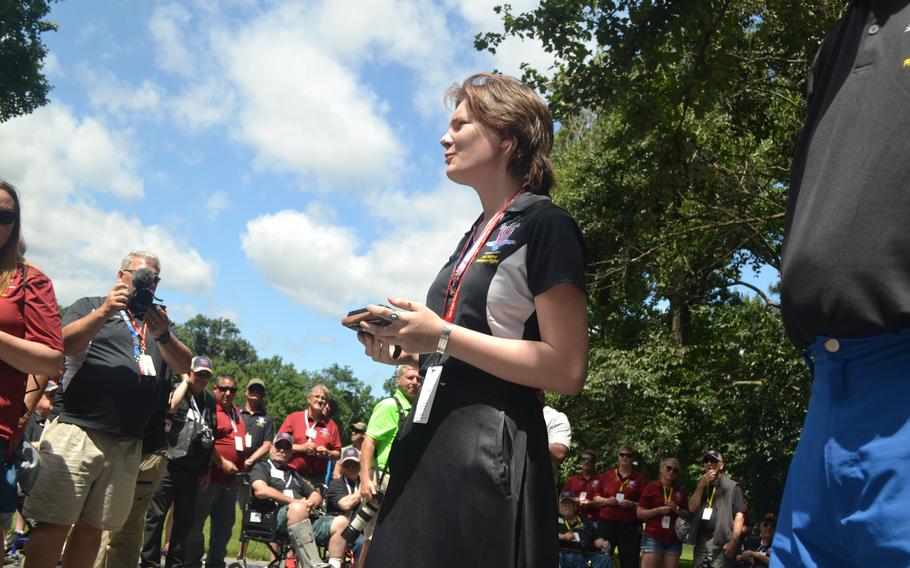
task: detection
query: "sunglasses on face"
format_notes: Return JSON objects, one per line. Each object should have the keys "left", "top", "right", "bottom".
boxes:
{"left": 0, "top": 210, "right": 16, "bottom": 225}
{"left": 619, "top": 452, "right": 634, "bottom": 458}
{"left": 704, "top": 458, "right": 719, "bottom": 465}
{"left": 580, "top": 457, "right": 595, "bottom": 463}
{"left": 248, "top": 387, "right": 265, "bottom": 396}
{"left": 216, "top": 386, "right": 237, "bottom": 393}
{"left": 761, "top": 521, "right": 775, "bottom": 527}
{"left": 664, "top": 465, "right": 679, "bottom": 473}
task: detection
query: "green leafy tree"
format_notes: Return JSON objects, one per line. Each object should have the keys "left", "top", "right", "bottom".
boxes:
{"left": 175, "top": 315, "right": 258, "bottom": 368}
{"left": 0, "top": 0, "right": 59, "bottom": 121}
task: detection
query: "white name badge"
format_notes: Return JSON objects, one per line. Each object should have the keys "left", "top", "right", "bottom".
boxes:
{"left": 579, "top": 491, "right": 588, "bottom": 501}
{"left": 234, "top": 436, "right": 244, "bottom": 452}
{"left": 305, "top": 427, "right": 317, "bottom": 440}
{"left": 702, "top": 507, "right": 713, "bottom": 521}
{"left": 138, "top": 354, "right": 156, "bottom": 376}
{"left": 413, "top": 365, "right": 443, "bottom": 424}
{"left": 245, "top": 433, "right": 252, "bottom": 447}
{"left": 616, "top": 492, "right": 625, "bottom": 502}
{"left": 662, "top": 515, "right": 671, "bottom": 529}
{"left": 283, "top": 489, "right": 295, "bottom": 499}
{"left": 572, "top": 532, "right": 580, "bottom": 542}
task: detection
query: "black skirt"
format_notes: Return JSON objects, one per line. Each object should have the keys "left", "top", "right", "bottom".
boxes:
{"left": 363, "top": 370, "right": 557, "bottom": 567}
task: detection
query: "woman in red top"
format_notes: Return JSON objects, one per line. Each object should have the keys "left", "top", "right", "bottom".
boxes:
{"left": 637, "top": 457, "right": 690, "bottom": 568}
{"left": 0, "top": 180, "right": 63, "bottom": 495}
{"left": 598, "top": 446, "right": 647, "bottom": 568}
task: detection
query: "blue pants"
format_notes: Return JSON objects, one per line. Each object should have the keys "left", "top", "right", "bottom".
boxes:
{"left": 184, "top": 482, "right": 238, "bottom": 568}
{"left": 771, "top": 330, "right": 910, "bottom": 567}
{"left": 559, "top": 551, "right": 612, "bottom": 568}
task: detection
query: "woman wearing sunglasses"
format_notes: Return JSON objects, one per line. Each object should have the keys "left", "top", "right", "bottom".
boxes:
{"left": 598, "top": 446, "right": 647, "bottom": 568}
{"left": 637, "top": 458, "right": 690, "bottom": 568}
{"left": 0, "top": 181, "right": 63, "bottom": 436}
{"left": 0, "top": 179, "right": 63, "bottom": 504}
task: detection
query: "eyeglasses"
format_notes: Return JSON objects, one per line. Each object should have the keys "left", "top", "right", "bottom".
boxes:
{"left": 122, "top": 269, "right": 161, "bottom": 284}
{"left": 216, "top": 386, "right": 237, "bottom": 393}
{"left": 0, "top": 210, "right": 16, "bottom": 225}
{"left": 619, "top": 452, "right": 634, "bottom": 458}
{"left": 664, "top": 465, "right": 679, "bottom": 473}
{"left": 704, "top": 458, "right": 719, "bottom": 464}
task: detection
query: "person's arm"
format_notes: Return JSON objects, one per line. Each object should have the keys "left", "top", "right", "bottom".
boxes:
{"left": 0, "top": 332, "right": 62, "bottom": 375}
{"left": 549, "top": 443, "right": 569, "bottom": 465}
{"left": 169, "top": 374, "right": 191, "bottom": 413}
{"left": 248, "top": 440, "right": 271, "bottom": 464}
{"left": 360, "top": 283, "right": 588, "bottom": 394}
{"left": 63, "top": 285, "right": 127, "bottom": 355}
{"left": 332, "top": 459, "right": 343, "bottom": 480}
{"left": 336, "top": 489, "right": 361, "bottom": 512}
{"left": 724, "top": 511, "right": 746, "bottom": 557}
{"left": 251, "top": 479, "right": 294, "bottom": 505}
{"left": 18, "top": 374, "right": 51, "bottom": 432}
{"left": 688, "top": 474, "right": 712, "bottom": 514}
{"left": 359, "top": 435, "right": 377, "bottom": 500}
{"left": 144, "top": 307, "right": 192, "bottom": 374}
{"left": 303, "top": 489, "right": 322, "bottom": 510}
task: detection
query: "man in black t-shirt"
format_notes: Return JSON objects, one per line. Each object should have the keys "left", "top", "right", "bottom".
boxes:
{"left": 249, "top": 433, "right": 330, "bottom": 568}
{"left": 317, "top": 447, "right": 363, "bottom": 561}
{"left": 236, "top": 377, "right": 274, "bottom": 561}
{"left": 141, "top": 357, "right": 218, "bottom": 568}
{"left": 23, "top": 251, "right": 192, "bottom": 568}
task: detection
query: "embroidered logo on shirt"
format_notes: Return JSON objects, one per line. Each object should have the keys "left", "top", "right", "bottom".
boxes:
{"left": 486, "top": 223, "right": 520, "bottom": 252}
{"left": 256, "top": 417, "right": 266, "bottom": 426}
{"left": 904, "top": 23, "right": 910, "bottom": 33}
{"left": 904, "top": 57, "right": 910, "bottom": 68}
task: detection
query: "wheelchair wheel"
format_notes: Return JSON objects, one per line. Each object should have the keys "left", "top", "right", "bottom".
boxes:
{"left": 226, "top": 562, "right": 245, "bottom": 568}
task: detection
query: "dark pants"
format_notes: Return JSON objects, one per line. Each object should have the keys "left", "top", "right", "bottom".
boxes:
{"left": 140, "top": 463, "right": 202, "bottom": 568}
{"left": 599, "top": 520, "right": 641, "bottom": 568}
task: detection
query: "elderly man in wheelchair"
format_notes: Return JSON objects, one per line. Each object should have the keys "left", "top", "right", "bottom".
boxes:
{"left": 247, "top": 432, "right": 348, "bottom": 568}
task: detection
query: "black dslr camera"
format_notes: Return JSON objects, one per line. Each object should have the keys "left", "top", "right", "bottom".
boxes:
{"left": 194, "top": 420, "right": 215, "bottom": 451}
{"left": 127, "top": 267, "right": 164, "bottom": 319}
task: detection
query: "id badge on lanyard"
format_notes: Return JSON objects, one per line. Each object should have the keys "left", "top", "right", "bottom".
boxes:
{"left": 121, "top": 310, "right": 156, "bottom": 377}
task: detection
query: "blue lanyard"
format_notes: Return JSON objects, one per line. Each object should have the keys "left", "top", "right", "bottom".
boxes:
{"left": 120, "top": 310, "right": 144, "bottom": 361}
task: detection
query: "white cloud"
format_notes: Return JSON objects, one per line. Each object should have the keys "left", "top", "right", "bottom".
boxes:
{"left": 149, "top": 3, "right": 195, "bottom": 77}
{"left": 241, "top": 181, "right": 479, "bottom": 316}
{"left": 82, "top": 67, "right": 162, "bottom": 120}
{"left": 42, "top": 52, "right": 63, "bottom": 77}
{"left": 0, "top": 103, "right": 216, "bottom": 304}
{"left": 205, "top": 191, "right": 230, "bottom": 219}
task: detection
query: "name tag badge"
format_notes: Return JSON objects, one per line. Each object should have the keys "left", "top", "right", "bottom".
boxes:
{"left": 245, "top": 433, "right": 252, "bottom": 447}
{"left": 234, "top": 436, "right": 244, "bottom": 452}
{"left": 616, "top": 492, "right": 625, "bottom": 502}
{"left": 305, "top": 427, "right": 317, "bottom": 440}
{"left": 413, "top": 365, "right": 443, "bottom": 424}
{"left": 702, "top": 507, "right": 713, "bottom": 521}
{"left": 283, "top": 489, "right": 295, "bottom": 499}
{"left": 579, "top": 491, "right": 587, "bottom": 501}
{"left": 573, "top": 532, "right": 580, "bottom": 542}
{"left": 138, "top": 354, "right": 156, "bottom": 376}
{"left": 662, "top": 515, "right": 671, "bottom": 529}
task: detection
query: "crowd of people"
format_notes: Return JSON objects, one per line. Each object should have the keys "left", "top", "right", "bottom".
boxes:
{"left": 557, "top": 448, "right": 775, "bottom": 568}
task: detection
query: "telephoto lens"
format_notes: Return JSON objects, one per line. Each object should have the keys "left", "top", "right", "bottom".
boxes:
{"left": 342, "top": 490, "right": 385, "bottom": 544}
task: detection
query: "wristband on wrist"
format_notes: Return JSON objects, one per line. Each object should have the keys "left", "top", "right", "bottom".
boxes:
{"left": 436, "top": 323, "right": 453, "bottom": 354}
{"left": 156, "top": 330, "right": 172, "bottom": 344}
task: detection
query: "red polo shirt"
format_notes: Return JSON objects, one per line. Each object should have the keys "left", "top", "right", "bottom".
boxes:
{"left": 211, "top": 403, "right": 247, "bottom": 485}
{"left": 562, "top": 472, "right": 603, "bottom": 521}
{"left": 599, "top": 467, "right": 647, "bottom": 522}
{"left": 279, "top": 409, "right": 341, "bottom": 477}
{"left": 639, "top": 480, "right": 689, "bottom": 544}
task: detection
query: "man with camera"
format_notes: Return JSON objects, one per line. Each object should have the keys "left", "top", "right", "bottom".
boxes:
{"left": 185, "top": 374, "right": 248, "bottom": 568}
{"left": 250, "top": 433, "right": 332, "bottom": 568}
{"left": 140, "top": 357, "right": 218, "bottom": 568}
{"left": 23, "top": 251, "right": 192, "bottom": 568}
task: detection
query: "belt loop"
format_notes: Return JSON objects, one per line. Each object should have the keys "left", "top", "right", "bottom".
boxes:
{"left": 802, "top": 350, "right": 815, "bottom": 378}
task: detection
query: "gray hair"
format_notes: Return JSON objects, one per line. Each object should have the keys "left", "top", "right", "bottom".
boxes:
{"left": 395, "top": 364, "right": 417, "bottom": 378}
{"left": 310, "top": 384, "right": 331, "bottom": 398}
{"left": 120, "top": 251, "right": 160, "bottom": 272}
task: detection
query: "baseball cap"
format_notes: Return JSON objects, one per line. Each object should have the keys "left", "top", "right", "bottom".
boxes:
{"left": 704, "top": 450, "right": 723, "bottom": 462}
{"left": 247, "top": 378, "right": 266, "bottom": 391}
{"left": 273, "top": 432, "right": 294, "bottom": 447}
{"left": 191, "top": 356, "right": 213, "bottom": 374}
{"left": 340, "top": 447, "right": 361, "bottom": 464}
{"left": 559, "top": 490, "right": 578, "bottom": 503}
{"left": 351, "top": 422, "right": 367, "bottom": 433}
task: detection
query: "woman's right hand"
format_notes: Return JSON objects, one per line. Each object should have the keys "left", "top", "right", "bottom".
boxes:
{"left": 357, "top": 331, "right": 418, "bottom": 367}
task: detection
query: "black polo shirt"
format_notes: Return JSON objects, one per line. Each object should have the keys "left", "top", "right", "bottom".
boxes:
{"left": 240, "top": 406, "right": 274, "bottom": 456}
{"left": 58, "top": 297, "right": 172, "bottom": 437}
{"left": 781, "top": 0, "right": 910, "bottom": 347}
{"left": 249, "top": 459, "right": 314, "bottom": 508}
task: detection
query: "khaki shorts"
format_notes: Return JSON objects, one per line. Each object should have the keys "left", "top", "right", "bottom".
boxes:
{"left": 23, "top": 420, "right": 142, "bottom": 530}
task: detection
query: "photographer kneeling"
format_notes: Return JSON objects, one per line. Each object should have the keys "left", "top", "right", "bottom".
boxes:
{"left": 250, "top": 433, "right": 335, "bottom": 568}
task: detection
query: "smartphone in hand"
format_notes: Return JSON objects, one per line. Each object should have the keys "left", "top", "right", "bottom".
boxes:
{"left": 341, "top": 307, "right": 391, "bottom": 332}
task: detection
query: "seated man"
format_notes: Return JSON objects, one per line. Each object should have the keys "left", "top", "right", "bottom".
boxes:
{"left": 249, "top": 433, "right": 330, "bottom": 568}
{"left": 737, "top": 513, "right": 775, "bottom": 567}
{"left": 558, "top": 491, "right": 612, "bottom": 568}
{"left": 315, "top": 448, "right": 362, "bottom": 562}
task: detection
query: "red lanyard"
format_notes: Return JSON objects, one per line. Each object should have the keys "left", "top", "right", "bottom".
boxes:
{"left": 442, "top": 191, "right": 523, "bottom": 323}
{"left": 124, "top": 312, "right": 147, "bottom": 354}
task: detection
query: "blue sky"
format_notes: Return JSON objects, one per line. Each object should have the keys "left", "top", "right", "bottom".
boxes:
{"left": 0, "top": 0, "right": 564, "bottom": 392}
{"left": 0, "top": 0, "right": 780, "bottom": 393}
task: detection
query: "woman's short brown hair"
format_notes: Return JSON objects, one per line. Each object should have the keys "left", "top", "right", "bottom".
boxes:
{"left": 446, "top": 72, "right": 556, "bottom": 195}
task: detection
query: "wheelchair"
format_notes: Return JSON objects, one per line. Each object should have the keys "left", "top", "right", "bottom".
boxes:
{"left": 227, "top": 473, "right": 355, "bottom": 568}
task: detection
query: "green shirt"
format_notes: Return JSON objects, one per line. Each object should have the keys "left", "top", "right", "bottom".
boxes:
{"left": 365, "top": 389, "right": 411, "bottom": 470}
